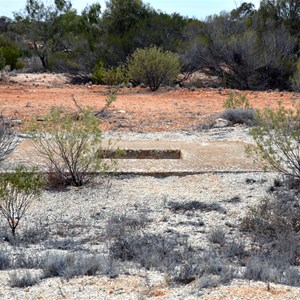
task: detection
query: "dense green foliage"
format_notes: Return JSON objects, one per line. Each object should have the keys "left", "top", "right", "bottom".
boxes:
{"left": 1, "top": 0, "right": 300, "bottom": 90}
{"left": 128, "top": 46, "right": 180, "bottom": 91}
{"left": 92, "top": 62, "right": 128, "bottom": 85}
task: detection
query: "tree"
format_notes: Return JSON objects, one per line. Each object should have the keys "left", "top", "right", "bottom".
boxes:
{"left": 30, "top": 106, "right": 115, "bottom": 187}
{"left": 14, "top": 0, "right": 75, "bottom": 69}
{"left": 127, "top": 46, "right": 180, "bottom": 91}
{"left": 247, "top": 102, "right": 300, "bottom": 179}
{"left": 231, "top": 2, "right": 256, "bottom": 20}
{"left": 100, "top": 0, "right": 152, "bottom": 64}
{"left": 0, "top": 16, "right": 12, "bottom": 33}
{"left": 0, "top": 166, "right": 44, "bottom": 237}
{"left": 182, "top": 13, "right": 296, "bottom": 90}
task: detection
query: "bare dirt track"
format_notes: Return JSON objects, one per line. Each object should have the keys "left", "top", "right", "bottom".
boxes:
{"left": 0, "top": 73, "right": 296, "bottom": 131}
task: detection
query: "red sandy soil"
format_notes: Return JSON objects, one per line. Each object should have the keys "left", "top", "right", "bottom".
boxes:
{"left": 0, "top": 73, "right": 297, "bottom": 132}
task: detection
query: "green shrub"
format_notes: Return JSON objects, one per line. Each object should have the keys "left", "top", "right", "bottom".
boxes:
{"left": 15, "top": 60, "right": 26, "bottom": 70}
{"left": 0, "top": 49, "right": 5, "bottom": 71}
{"left": 0, "top": 166, "right": 44, "bottom": 236}
{"left": 223, "top": 93, "right": 251, "bottom": 109}
{"left": 127, "top": 46, "right": 180, "bottom": 91}
{"left": 290, "top": 60, "right": 300, "bottom": 92}
{"left": 246, "top": 102, "right": 300, "bottom": 178}
{"left": 30, "top": 106, "right": 116, "bottom": 187}
{"left": 222, "top": 93, "right": 257, "bottom": 126}
{"left": 0, "top": 46, "right": 21, "bottom": 70}
{"left": 92, "top": 62, "right": 128, "bottom": 86}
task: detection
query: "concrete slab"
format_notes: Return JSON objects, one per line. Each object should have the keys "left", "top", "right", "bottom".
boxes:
{"left": 103, "top": 140, "right": 259, "bottom": 175}
{"left": 5, "top": 139, "right": 260, "bottom": 175}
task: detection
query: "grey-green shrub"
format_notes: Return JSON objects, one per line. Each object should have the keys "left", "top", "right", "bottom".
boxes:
{"left": 127, "top": 46, "right": 180, "bottom": 91}
{"left": 30, "top": 106, "right": 116, "bottom": 187}
{"left": 0, "top": 166, "right": 44, "bottom": 236}
{"left": 42, "top": 252, "right": 116, "bottom": 279}
{"left": 9, "top": 270, "right": 40, "bottom": 288}
{"left": 246, "top": 102, "right": 300, "bottom": 178}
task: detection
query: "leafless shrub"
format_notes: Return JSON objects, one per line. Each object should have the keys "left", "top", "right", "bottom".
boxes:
{"left": 241, "top": 196, "right": 300, "bottom": 239}
{"left": 168, "top": 200, "right": 225, "bottom": 213}
{"left": 0, "top": 251, "right": 11, "bottom": 270}
{"left": 0, "top": 114, "right": 18, "bottom": 162}
{"left": 105, "top": 213, "right": 149, "bottom": 239}
{"left": 42, "top": 251, "right": 118, "bottom": 279}
{"left": 208, "top": 227, "right": 226, "bottom": 246}
{"left": 9, "top": 270, "right": 40, "bottom": 288}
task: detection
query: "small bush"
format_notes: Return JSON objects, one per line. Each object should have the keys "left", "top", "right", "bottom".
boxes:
{"left": 9, "top": 270, "right": 40, "bottom": 288}
{"left": 105, "top": 213, "right": 148, "bottom": 239}
{"left": 21, "top": 220, "right": 49, "bottom": 245}
{"left": 244, "top": 253, "right": 299, "bottom": 285}
{"left": 168, "top": 200, "right": 225, "bottom": 213}
{"left": 30, "top": 106, "right": 116, "bottom": 186}
{"left": 14, "top": 254, "right": 41, "bottom": 269}
{"left": 94, "top": 88, "right": 118, "bottom": 118}
{"left": 241, "top": 196, "right": 300, "bottom": 239}
{"left": 208, "top": 227, "right": 226, "bottom": 246}
{"left": 42, "top": 251, "right": 117, "bottom": 279}
{"left": 92, "top": 62, "right": 128, "bottom": 86}
{"left": 15, "top": 60, "right": 26, "bottom": 70}
{"left": 223, "top": 93, "right": 251, "bottom": 109}
{"left": 221, "top": 108, "right": 258, "bottom": 126}
{"left": 110, "top": 232, "right": 193, "bottom": 271}
{"left": 221, "top": 93, "right": 257, "bottom": 126}
{"left": 0, "top": 251, "right": 10, "bottom": 270}
{"left": 0, "top": 46, "right": 21, "bottom": 70}
{"left": 246, "top": 102, "right": 300, "bottom": 178}
{"left": 0, "top": 166, "right": 44, "bottom": 236}
{"left": 127, "top": 46, "right": 180, "bottom": 91}
{"left": 223, "top": 239, "right": 247, "bottom": 259}
{"left": 0, "top": 114, "right": 18, "bottom": 161}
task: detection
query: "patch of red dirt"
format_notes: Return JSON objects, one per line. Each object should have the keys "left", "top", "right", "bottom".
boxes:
{"left": 0, "top": 75, "right": 297, "bottom": 132}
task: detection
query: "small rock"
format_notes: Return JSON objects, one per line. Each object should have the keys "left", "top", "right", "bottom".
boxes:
{"left": 212, "top": 118, "right": 230, "bottom": 128}
{"left": 10, "top": 119, "right": 22, "bottom": 126}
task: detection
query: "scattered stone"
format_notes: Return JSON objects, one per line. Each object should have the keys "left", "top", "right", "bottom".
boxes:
{"left": 212, "top": 118, "right": 230, "bottom": 128}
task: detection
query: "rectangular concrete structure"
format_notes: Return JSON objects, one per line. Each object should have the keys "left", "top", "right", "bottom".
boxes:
{"left": 5, "top": 139, "right": 261, "bottom": 175}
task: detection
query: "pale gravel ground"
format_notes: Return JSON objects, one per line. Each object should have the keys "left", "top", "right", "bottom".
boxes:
{"left": 0, "top": 127, "right": 299, "bottom": 299}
